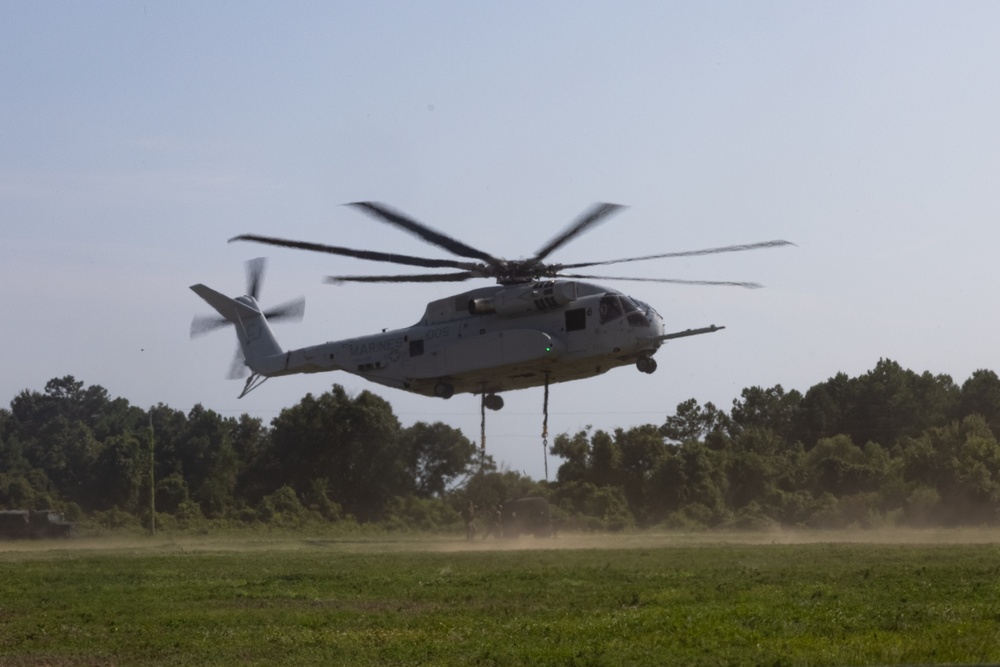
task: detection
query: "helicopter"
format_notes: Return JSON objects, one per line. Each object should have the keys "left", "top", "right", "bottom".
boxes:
{"left": 190, "top": 202, "right": 791, "bottom": 411}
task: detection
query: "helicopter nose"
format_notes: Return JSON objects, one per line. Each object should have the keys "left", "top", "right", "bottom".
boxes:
{"left": 650, "top": 310, "right": 666, "bottom": 338}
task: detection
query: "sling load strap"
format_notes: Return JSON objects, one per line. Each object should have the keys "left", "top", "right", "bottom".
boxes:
{"left": 542, "top": 372, "right": 550, "bottom": 482}
{"left": 480, "top": 390, "right": 487, "bottom": 453}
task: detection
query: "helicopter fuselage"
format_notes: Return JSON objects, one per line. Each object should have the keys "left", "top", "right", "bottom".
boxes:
{"left": 253, "top": 280, "right": 671, "bottom": 398}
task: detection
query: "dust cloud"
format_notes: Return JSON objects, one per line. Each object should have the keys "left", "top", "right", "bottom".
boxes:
{"left": 4, "top": 527, "right": 1000, "bottom": 559}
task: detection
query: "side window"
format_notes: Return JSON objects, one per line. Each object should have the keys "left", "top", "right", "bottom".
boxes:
{"left": 565, "top": 308, "right": 586, "bottom": 332}
{"left": 598, "top": 296, "right": 623, "bottom": 324}
{"left": 409, "top": 339, "right": 425, "bottom": 357}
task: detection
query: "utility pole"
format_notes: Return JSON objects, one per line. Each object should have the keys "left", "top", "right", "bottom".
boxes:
{"left": 148, "top": 410, "right": 156, "bottom": 536}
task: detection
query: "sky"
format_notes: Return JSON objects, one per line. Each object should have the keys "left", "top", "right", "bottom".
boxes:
{"left": 3, "top": 2, "right": 999, "bottom": 480}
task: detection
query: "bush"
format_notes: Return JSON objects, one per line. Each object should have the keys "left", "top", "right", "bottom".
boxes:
{"left": 174, "top": 499, "right": 205, "bottom": 529}
{"left": 94, "top": 508, "right": 142, "bottom": 531}
{"left": 724, "top": 502, "right": 778, "bottom": 531}
{"left": 255, "top": 485, "right": 317, "bottom": 527}
{"left": 905, "top": 486, "right": 941, "bottom": 527}
{"left": 550, "top": 481, "right": 634, "bottom": 532}
{"left": 155, "top": 473, "right": 190, "bottom": 515}
{"left": 659, "top": 503, "right": 718, "bottom": 531}
{"left": 382, "top": 496, "right": 460, "bottom": 532}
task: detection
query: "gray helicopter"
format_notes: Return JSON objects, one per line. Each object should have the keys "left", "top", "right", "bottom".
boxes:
{"left": 191, "top": 202, "right": 791, "bottom": 410}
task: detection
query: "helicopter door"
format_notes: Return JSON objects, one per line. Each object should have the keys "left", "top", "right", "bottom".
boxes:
{"left": 564, "top": 307, "right": 589, "bottom": 353}
{"left": 595, "top": 295, "right": 630, "bottom": 345}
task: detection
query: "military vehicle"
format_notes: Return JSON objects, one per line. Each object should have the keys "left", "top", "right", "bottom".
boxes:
{"left": 0, "top": 509, "right": 76, "bottom": 539}
{"left": 500, "top": 497, "right": 554, "bottom": 538}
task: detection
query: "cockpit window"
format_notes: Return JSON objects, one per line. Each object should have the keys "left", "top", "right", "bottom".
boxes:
{"left": 635, "top": 298, "right": 660, "bottom": 319}
{"left": 624, "top": 296, "right": 651, "bottom": 327}
{"left": 598, "top": 295, "right": 623, "bottom": 324}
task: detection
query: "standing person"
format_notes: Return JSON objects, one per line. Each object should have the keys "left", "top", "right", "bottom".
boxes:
{"left": 483, "top": 502, "right": 503, "bottom": 539}
{"left": 462, "top": 500, "right": 477, "bottom": 540}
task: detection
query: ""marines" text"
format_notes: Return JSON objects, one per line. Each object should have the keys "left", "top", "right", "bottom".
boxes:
{"left": 350, "top": 337, "right": 404, "bottom": 357}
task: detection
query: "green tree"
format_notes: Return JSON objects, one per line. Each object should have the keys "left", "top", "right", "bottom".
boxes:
{"left": 958, "top": 369, "right": 1000, "bottom": 436}
{"left": 155, "top": 472, "right": 190, "bottom": 515}
{"left": 0, "top": 408, "right": 29, "bottom": 480}
{"left": 263, "top": 385, "right": 405, "bottom": 522}
{"left": 729, "top": 384, "right": 803, "bottom": 444}
{"left": 176, "top": 405, "right": 238, "bottom": 518}
{"left": 844, "top": 360, "right": 957, "bottom": 448}
{"left": 800, "top": 372, "right": 851, "bottom": 444}
{"left": 22, "top": 416, "right": 99, "bottom": 507}
{"left": 662, "top": 399, "right": 730, "bottom": 446}
{"left": 805, "top": 434, "right": 880, "bottom": 497}
{"left": 549, "top": 481, "right": 632, "bottom": 531}
{"left": 148, "top": 403, "right": 192, "bottom": 483}
{"left": 615, "top": 425, "right": 667, "bottom": 521}
{"left": 588, "top": 430, "right": 621, "bottom": 487}
{"left": 93, "top": 432, "right": 144, "bottom": 512}
{"left": 399, "top": 421, "right": 477, "bottom": 498}
{"left": 725, "top": 426, "right": 791, "bottom": 511}
{"left": 550, "top": 429, "right": 590, "bottom": 484}
{"left": 648, "top": 440, "right": 727, "bottom": 525}
{"left": 899, "top": 415, "right": 1000, "bottom": 524}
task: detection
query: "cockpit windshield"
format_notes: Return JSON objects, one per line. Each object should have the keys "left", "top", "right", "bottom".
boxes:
{"left": 600, "top": 294, "right": 651, "bottom": 327}
{"left": 624, "top": 295, "right": 650, "bottom": 327}
{"left": 634, "top": 299, "right": 660, "bottom": 319}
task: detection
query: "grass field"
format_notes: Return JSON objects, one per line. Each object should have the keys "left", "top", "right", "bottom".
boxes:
{"left": 2, "top": 530, "right": 1000, "bottom": 666}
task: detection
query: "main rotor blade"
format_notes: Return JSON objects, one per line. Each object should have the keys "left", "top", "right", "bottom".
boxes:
{"left": 529, "top": 203, "right": 625, "bottom": 265}
{"left": 559, "top": 239, "right": 795, "bottom": 270}
{"left": 557, "top": 273, "right": 763, "bottom": 288}
{"left": 190, "top": 315, "right": 230, "bottom": 338}
{"left": 262, "top": 297, "right": 305, "bottom": 322}
{"left": 245, "top": 257, "right": 265, "bottom": 300}
{"left": 348, "top": 202, "right": 502, "bottom": 265}
{"left": 230, "top": 234, "right": 480, "bottom": 271}
{"left": 324, "top": 271, "right": 477, "bottom": 285}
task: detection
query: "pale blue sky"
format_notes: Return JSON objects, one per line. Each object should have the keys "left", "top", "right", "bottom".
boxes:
{"left": 3, "top": 3, "right": 999, "bottom": 478}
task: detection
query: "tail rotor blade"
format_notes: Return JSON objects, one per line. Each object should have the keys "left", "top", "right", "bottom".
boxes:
{"left": 226, "top": 347, "right": 248, "bottom": 380}
{"left": 245, "top": 257, "right": 266, "bottom": 300}
{"left": 262, "top": 297, "right": 305, "bottom": 322}
{"left": 190, "top": 315, "right": 230, "bottom": 338}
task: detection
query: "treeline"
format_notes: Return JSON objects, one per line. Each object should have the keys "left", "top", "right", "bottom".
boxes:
{"left": 3, "top": 359, "right": 1000, "bottom": 532}
{"left": 0, "top": 377, "right": 488, "bottom": 531}
{"left": 552, "top": 359, "right": 1000, "bottom": 529}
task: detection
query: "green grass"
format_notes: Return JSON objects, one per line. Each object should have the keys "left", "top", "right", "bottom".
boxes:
{"left": 2, "top": 533, "right": 1000, "bottom": 665}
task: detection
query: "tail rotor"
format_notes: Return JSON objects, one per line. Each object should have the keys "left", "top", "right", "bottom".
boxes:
{"left": 190, "top": 258, "right": 305, "bottom": 379}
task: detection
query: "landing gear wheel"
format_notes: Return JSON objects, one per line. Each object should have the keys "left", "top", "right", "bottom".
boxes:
{"left": 483, "top": 394, "right": 504, "bottom": 411}
{"left": 637, "top": 357, "right": 658, "bottom": 374}
{"left": 434, "top": 381, "right": 455, "bottom": 399}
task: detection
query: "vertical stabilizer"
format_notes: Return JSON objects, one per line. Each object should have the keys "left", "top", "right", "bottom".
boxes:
{"left": 190, "top": 284, "right": 284, "bottom": 371}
